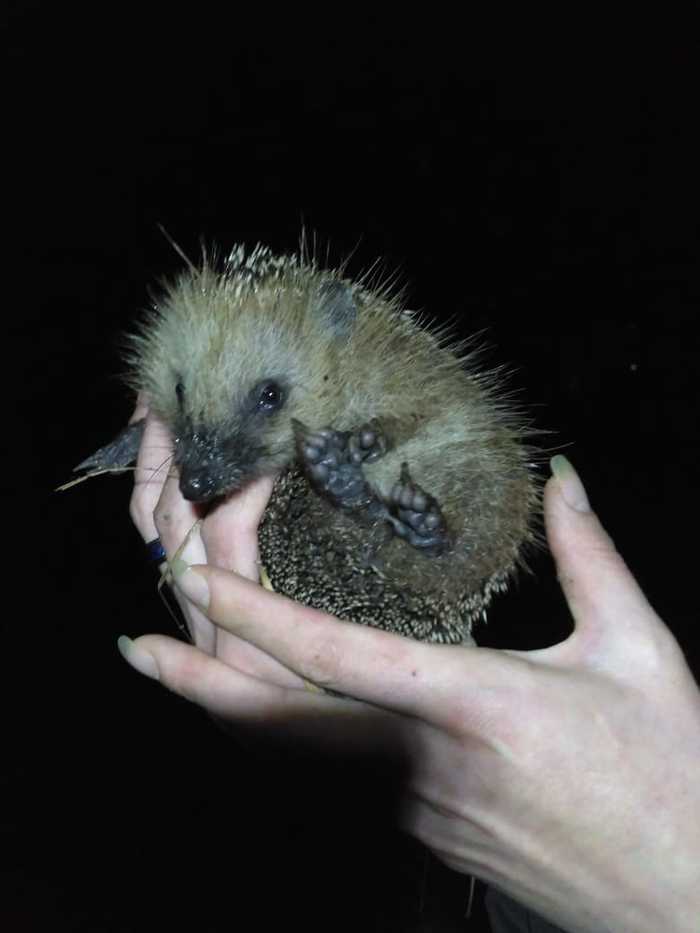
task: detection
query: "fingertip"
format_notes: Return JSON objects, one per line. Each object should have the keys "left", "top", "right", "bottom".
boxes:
{"left": 171, "top": 560, "right": 211, "bottom": 610}
{"left": 543, "top": 460, "right": 666, "bottom": 663}
{"left": 118, "top": 635, "right": 160, "bottom": 681}
{"left": 127, "top": 632, "right": 234, "bottom": 702}
{"left": 549, "top": 455, "right": 591, "bottom": 512}
{"left": 543, "top": 461, "right": 612, "bottom": 561}
{"left": 129, "top": 392, "right": 150, "bottom": 424}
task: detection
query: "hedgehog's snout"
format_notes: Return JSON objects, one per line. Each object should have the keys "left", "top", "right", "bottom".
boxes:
{"left": 175, "top": 428, "right": 228, "bottom": 503}
{"left": 174, "top": 425, "right": 258, "bottom": 502}
{"left": 179, "top": 466, "right": 218, "bottom": 503}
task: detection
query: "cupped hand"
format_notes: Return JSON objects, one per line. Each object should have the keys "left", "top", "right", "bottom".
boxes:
{"left": 120, "top": 408, "right": 700, "bottom": 933}
{"left": 125, "top": 398, "right": 306, "bottom": 690}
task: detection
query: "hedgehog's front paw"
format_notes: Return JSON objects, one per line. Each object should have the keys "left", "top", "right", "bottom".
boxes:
{"left": 347, "top": 419, "right": 388, "bottom": 465}
{"left": 293, "top": 420, "right": 375, "bottom": 511}
{"left": 388, "top": 463, "right": 451, "bottom": 554}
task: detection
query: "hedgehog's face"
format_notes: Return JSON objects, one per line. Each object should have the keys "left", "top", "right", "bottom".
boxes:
{"left": 152, "top": 303, "right": 328, "bottom": 502}
{"left": 135, "top": 260, "right": 358, "bottom": 503}
{"left": 168, "top": 368, "right": 298, "bottom": 503}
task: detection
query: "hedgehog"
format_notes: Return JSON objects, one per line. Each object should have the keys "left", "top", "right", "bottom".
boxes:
{"left": 75, "top": 242, "right": 540, "bottom": 645}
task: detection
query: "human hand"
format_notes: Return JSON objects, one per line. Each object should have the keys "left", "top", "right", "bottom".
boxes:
{"left": 120, "top": 425, "right": 700, "bottom": 933}
{"left": 125, "top": 397, "right": 306, "bottom": 690}
{"left": 124, "top": 400, "right": 404, "bottom": 749}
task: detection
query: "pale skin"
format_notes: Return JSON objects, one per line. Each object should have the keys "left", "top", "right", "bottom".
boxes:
{"left": 120, "top": 397, "right": 700, "bottom": 933}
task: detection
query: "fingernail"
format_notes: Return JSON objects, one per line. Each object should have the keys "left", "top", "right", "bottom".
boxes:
{"left": 118, "top": 635, "right": 159, "bottom": 680}
{"left": 171, "top": 558, "right": 210, "bottom": 609}
{"left": 550, "top": 455, "right": 591, "bottom": 512}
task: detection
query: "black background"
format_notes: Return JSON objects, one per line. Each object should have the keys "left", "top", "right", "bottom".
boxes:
{"left": 5, "top": 8, "right": 699, "bottom": 931}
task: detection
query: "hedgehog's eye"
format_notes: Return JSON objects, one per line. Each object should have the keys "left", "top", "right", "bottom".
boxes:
{"left": 175, "top": 382, "right": 185, "bottom": 408}
{"left": 257, "top": 381, "right": 284, "bottom": 413}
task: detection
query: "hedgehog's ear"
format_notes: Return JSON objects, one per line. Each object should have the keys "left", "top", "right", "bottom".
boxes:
{"left": 315, "top": 280, "right": 358, "bottom": 338}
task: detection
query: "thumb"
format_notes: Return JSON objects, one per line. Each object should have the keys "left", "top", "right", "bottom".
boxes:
{"left": 544, "top": 455, "right": 670, "bottom": 671}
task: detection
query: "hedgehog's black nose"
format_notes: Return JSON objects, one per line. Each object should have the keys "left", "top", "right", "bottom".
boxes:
{"left": 179, "top": 469, "right": 217, "bottom": 503}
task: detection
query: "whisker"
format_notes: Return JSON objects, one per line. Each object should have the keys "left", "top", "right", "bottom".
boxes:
{"left": 158, "top": 518, "right": 203, "bottom": 641}
{"left": 147, "top": 453, "right": 176, "bottom": 483}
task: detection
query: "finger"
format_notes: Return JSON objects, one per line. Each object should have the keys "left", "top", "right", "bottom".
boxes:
{"left": 129, "top": 391, "right": 149, "bottom": 425}
{"left": 120, "top": 632, "right": 320, "bottom": 719}
{"left": 129, "top": 409, "right": 177, "bottom": 541}
{"left": 127, "top": 409, "right": 216, "bottom": 651}
{"left": 200, "top": 476, "right": 304, "bottom": 686}
{"left": 154, "top": 471, "right": 303, "bottom": 682}
{"left": 542, "top": 455, "right": 670, "bottom": 667}
{"left": 149, "top": 451, "right": 299, "bottom": 684}
{"left": 201, "top": 475, "right": 276, "bottom": 580}
{"left": 153, "top": 466, "right": 201, "bottom": 559}
{"left": 172, "top": 563, "right": 511, "bottom": 726}
{"left": 118, "top": 635, "right": 402, "bottom": 753}
{"left": 212, "top": 629, "right": 307, "bottom": 688}
{"left": 151, "top": 460, "right": 221, "bottom": 651}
